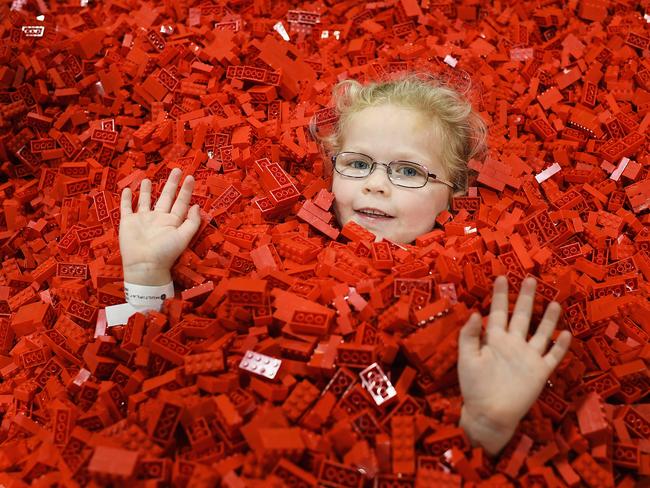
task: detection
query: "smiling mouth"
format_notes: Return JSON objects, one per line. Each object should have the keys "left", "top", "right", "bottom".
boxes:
{"left": 355, "top": 209, "right": 394, "bottom": 219}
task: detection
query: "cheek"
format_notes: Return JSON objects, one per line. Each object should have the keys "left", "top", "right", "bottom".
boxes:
{"left": 331, "top": 177, "right": 352, "bottom": 224}
{"left": 331, "top": 177, "right": 354, "bottom": 209}
{"left": 400, "top": 190, "right": 448, "bottom": 223}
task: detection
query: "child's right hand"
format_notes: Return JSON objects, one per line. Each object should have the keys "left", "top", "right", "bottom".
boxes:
{"left": 119, "top": 168, "right": 202, "bottom": 285}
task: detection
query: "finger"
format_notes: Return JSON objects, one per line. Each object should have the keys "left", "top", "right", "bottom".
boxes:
{"left": 486, "top": 275, "right": 508, "bottom": 334}
{"left": 528, "top": 301, "right": 562, "bottom": 354}
{"left": 508, "top": 276, "right": 537, "bottom": 339}
{"left": 170, "top": 174, "right": 195, "bottom": 220}
{"left": 120, "top": 187, "right": 133, "bottom": 216}
{"left": 543, "top": 330, "right": 572, "bottom": 371}
{"left": 154, "top": 168, "right": 182, "bottom": 213}
{"left": 137, "top": 179, "right": 152, "bottom": 212}
{"left": 176, "top": 205, "right": 202, "bottom": 248}
{"left": 458, "top": 312, "right": 482, "bottom": 361}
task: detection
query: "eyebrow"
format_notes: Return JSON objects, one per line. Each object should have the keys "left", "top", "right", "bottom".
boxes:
{"left": 347, "top": 148, "right": 427, "bottom": 162}
{"left": 346, "top": 148, "right": 441, "bottom": 172}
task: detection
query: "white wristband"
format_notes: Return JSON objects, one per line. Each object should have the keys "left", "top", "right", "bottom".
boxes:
{"left": 124, "top": 280, "right": 175, "bottom": 308}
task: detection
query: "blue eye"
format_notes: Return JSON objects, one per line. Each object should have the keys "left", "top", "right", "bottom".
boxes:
{"left": 400, "top": 166, "right": 418, "bottom": 177}
{"left": 350, "top": 160, "right": 370, "bottom": 169}
{"left": 335, "top": 153, "right": 375, "bottom": 177}
{"left": 393, "top": 162, "right": 426, "bottom": 179}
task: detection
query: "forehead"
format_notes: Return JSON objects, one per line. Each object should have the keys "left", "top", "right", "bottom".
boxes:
{"left": 341, "top": 104, "right": 444, "bottom": 170}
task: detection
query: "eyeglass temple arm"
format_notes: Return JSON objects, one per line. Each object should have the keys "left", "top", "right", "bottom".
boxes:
{"left": 427, "top": 172, "right": 455, "bottom": 189}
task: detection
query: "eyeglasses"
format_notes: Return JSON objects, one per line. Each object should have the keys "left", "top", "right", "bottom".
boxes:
{"left": 331, "top": 151, "right": 454, "bottom": 189}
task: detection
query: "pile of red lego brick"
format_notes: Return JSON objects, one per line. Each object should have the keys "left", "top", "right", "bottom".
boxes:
{"left": 0, "top": 0, "right": 649, "bottom": 486}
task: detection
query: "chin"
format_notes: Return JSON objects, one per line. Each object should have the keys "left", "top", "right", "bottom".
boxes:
{"left": 372, "top": 232, "right": 388, "bottom": 243}
{"left": 383, "top": 231, "right": 419, "bottom": 246}
{"left": 373, "top": 230, "right": 406, "bottom": 245}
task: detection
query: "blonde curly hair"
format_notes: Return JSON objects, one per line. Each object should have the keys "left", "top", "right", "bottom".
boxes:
{"left": 309, "top": 72, "right": 488, "bottom": 195}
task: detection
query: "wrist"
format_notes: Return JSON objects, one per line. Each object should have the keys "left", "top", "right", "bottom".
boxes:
{"left": 124, "top": 281, "right": 175, "bottom": 309}
{"left": 123, "top": 264, "right": 172, "bottom": 286}
{"left": 459, "top": 405, "right": 517, "bottom": 457}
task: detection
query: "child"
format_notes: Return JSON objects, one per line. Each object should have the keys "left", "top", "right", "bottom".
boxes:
{"left": 311, "top": 73, "right": 486, "bottom": 244}
{"left": 117, "top": 73, "right": 572, "bottom": 457}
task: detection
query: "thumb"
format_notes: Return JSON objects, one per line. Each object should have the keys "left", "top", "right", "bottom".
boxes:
{"left": 458, "top": 312, "right": 482, "bottom": 360}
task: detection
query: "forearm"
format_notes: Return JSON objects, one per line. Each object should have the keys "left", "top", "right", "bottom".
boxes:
{"left": 459, "top": 405, "right": 517, "bottom": 458}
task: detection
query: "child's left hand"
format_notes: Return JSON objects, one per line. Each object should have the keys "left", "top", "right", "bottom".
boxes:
{"left": 457, "top": 275, "right": 572, "bottom": 456}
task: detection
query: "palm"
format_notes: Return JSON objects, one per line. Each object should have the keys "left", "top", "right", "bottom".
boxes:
{"left": 459, "top": 325, "right": 552, "bottom": 426}
{"left": 119, "top": 211, "right": 192, "bottom": 269}
{"left": 458, "top": 276, "right": 572, "bottom": 431}
{"left": 119, "top": 168, "right": 201, "bottom": 272}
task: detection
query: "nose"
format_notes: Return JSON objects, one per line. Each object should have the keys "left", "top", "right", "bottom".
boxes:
{"left": 363, "top": 163, "right": 392, "bottom": 194}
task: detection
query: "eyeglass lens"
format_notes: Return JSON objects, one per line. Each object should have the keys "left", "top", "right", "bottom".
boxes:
{"left": 335, "top": 153, "right": 429, "bottom": 188}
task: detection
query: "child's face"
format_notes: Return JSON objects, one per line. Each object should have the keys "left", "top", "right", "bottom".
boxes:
{"left": 331, "top": 104, "right": 456, "bottom": 244}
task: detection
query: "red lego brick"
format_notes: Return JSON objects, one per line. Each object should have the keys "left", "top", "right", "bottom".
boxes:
{"left": 258, "top": 162, "right": 292, "bottom": 190}
{"left": 184, "top": 350, "right": 225, "bottom": 375}
{"left": 391, "top": 416, "right": 415, "bottom": 475}
{"left": 318, "top": 459, "right": 364, "bottom": 488}
{"left": 422, "top": 427, "right": 470, "bottom": 457}
{"left": 571, "top": 451, "right": 614, "bottom": 488}
{"left": 212, "top": 394, "right": 243, "bottom": 437}
{"left": 222, "top": 227, "right": 256, "bottom": 250}
{"left": 282, "top": 379, "right": 320, "bottom": 422}
{"left": 612, "top": 443, "right": 640, "bottom": 469}
{"left": 0, "top": 2, "right": 649, "bottom": 486}
{"left": 147, "top": 399, "right": 183, "bottom": 447}
{"left": 297, "top": 205, "right": 340, "bottom": 240}
{"left": 340, "top": 221, "right": 376, "bottom": 243}
{"left": 336, "top": 343, "right": 376, "bottom": 368}
{"left": 313, "top": 188, "right": 335, "bottom": 211}
{"left": 370, "top": 242, "right": 394, "bottom": 269}
{"left": 226, "top": 277, "right": 268, "bottom": 307}
{"left": 273, "top": 459, "right": 318, "bottom": 487}
{"left": 289, "top": 308, "right": 333, "bottom": 336}
{"left": 576, "top": 392, "right": 610, "bottom": 444}
{"left": 149, "top": 334, "right": 191, "bottom": 366}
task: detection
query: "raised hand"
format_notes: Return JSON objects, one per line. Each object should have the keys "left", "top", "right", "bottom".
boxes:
{"left": 457, "top": 275, "right": 572, "bottom": 456}
{"left": 119, "top": 168, "right": 202, "bottom": 285}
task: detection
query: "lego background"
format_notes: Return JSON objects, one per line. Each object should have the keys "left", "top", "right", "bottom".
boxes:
{"left": 0, "top": 0, "right": 649, "bottom": 485}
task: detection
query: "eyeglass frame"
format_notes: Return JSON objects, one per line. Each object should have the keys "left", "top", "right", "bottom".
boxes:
{"left": 331, "top": 151, "right": 455, "bottom": 189}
